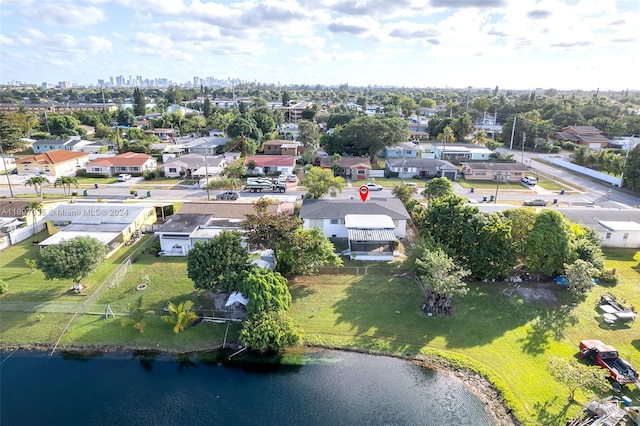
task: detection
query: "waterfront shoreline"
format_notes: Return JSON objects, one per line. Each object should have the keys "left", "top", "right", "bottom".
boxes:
{"left": 1, "top": 342, "right": 518, "bottom": 426}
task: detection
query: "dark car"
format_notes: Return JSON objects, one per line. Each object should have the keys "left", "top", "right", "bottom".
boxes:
{"left": 523, "top": 199, "right": 547, "bottom": 206}
{"left": 217, "top": 191, "right": 239, "bottom": 201}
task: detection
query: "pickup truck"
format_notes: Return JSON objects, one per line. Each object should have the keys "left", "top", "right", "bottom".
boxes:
{"left": 244, "top": 178, "right": 287, "bottom": 193}
{"left": 579, "top": 339, "right": 640, "bottom": 385}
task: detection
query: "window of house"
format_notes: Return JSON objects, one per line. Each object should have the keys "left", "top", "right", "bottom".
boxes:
{"left": 330, "top": 219, "right": 344, "bottom": 225}
{"left": 403, "top": 167, "right": 408, "bottom": 172}
{"left": 92, "top": 167, "right": 101, "bottom": 172}
{"left": 169, "top": 168, "right": 177, "bottom": 173}
{"left": 44, "top": 166, "right": 50, "bottom": 172}
{"left": 475, "top": 171, "right": 486, "bottom": 176}
{"left": 623, "top": 233, "right": 629, "bottom": 239}
{"left": 605, "top": 233, "right": 611, "bottom": 239}
{"left": 23, "top": 165, "right": 29, "bottom": 171}
{"left": 132, "top": 167, "right": 140, "bottom": 171}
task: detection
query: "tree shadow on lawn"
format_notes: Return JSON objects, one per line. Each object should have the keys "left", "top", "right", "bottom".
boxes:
{"left": 518, "top": 306, "right": 578, "bottom": 355}
{"left": 288, "top": 280, "right": 317, "bottom": 301}
{"left": 632, "top": 339, "right": 640, "bottom": 351}
{"left": 330, "top": 278, "right": 544, "bottom": 350}
{"left": 534, "top": 396, "right": 576, "bottom": 426}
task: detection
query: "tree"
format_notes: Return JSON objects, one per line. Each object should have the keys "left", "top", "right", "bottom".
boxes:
{"left": 25, "top": 200, "right": 43, "bottom": 236}
{"left": 133, "top": 88, "right": 146, "bottom": 117}
{"left": 49, "top": 115, "right": 79, "bottom": 136}
{"left": 547, "top": 356, "right": 609, "bottom": 401}
{"left": 392, "top": 183, "right": 416, "bottom": 206}
{"left": 437, "top": 126, "right": 455, "bottom": 159}
{"left": 161, "top": 300, "right": 198, "bottom": 334}
{"left": 25, "top": 258, "right": 37, "bottom": 274}
{"left": 222, "top": 162, "right": 246, "bottom": 180}
{"left": 116, "top": 108, "right": 136, "bottom": 127}
{"left": 412, "top": 247, "right": 470, "bottom": 314}
{"left": 419, "top": 98, "right": 436, "bottom": 108}
{"left": 564, "top": 260, "right": 599, "bottom": 301}
{"left": 121, "top": 295, "right": 154, "bottom": 334}
{"left": 571, "top": 225, "right": 605, "bottom": 271}
{"left": 0, "top": 113, "right": 26, "bottom": 152}
{"left": 54, "top": 176, "right": 79, "bottom": 196}
{"left": 421, "top": 177, "right": 453, "bottom": 200}
{"left": 451, "top": 113, "right": 474, "bottom": 141}
{"left": 298, "top": 120, "right": 320, "bottom": 163}
{"left": 525, "top": 210, "right": 574, "bottom": 276}
{"left": 187, "top": 230, "right": 249, "bottom": 293}
{"left": 301, "top": 166, "right": 345, "bottom": 199}
{"left": 242, "top": 199, "right": 303, "bottom": 256}
{"left": 471, "top": 129, "right": 488, "bottom": 145}
{"left": 227, "top": 114, "right": 262, "bottom": 141}
{"left": 462, "top": 212, "right": 516, "bottom": 280}
{"left": 237, "top": 267, "right": 292, "bottom": 315}
{"left": 239, "top": 310, "right": 303, "bottom": 353}
{"left": 37, "top": 236, "right": 107, "bottom": 285}
{"left": 338, "top": 116, "right": 408, "bottom": 161}
{"left": 276, "top": 227, "right": 342, "bottom": 277}
{"left": 25, "top": 176, "right": 49, "bottom": 197}
{"left": 622, "top": 144, "right": 640, "bottom": 191}
{"left": 502, "top": 208, "right": 537, "bottom": 260}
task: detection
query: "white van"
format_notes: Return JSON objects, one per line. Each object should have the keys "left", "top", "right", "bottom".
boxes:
{"left": 118, "top": 174, "right": 132, "bottom": 182}
{"left": 522, "top": 176, "right": 538, "bottom": 185}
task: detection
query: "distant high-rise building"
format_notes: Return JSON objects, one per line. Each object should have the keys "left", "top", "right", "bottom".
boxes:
{"left": 115, "top": 75, "right": 124, "bottom": 86}
{"left": 58, "top": 81, "right": 72, "bottom": 89}
{"left": 98, "top": 79, "right": 105, "bottom": 87}
{"left": 109, "top": 76, "right": 114, "bottom": 86}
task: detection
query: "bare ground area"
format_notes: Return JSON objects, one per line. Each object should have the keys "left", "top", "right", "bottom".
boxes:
{"left": 502, "top": 281, "right": 560, "bottom": 306}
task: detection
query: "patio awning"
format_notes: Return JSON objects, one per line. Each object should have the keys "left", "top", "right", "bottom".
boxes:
{"left": 348, "top": 228, "right": 396, "bottom": 242}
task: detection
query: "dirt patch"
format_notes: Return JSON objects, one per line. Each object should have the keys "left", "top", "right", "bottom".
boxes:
{"left": 502, "top": 281, "right": 560, "bottom": 306}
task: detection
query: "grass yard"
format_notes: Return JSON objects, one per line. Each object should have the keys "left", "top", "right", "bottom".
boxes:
{"left": 289, "top": 248, "right": 640, "bottom": 426}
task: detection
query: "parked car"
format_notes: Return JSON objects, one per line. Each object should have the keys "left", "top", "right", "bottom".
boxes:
{"left": 365, "top": 183, "right": 383, "bottom": 191}
{"left": 217, "top": 191, "right": 240, "bottom": 200}
{"left": 287, "top": 175, "right": 298, "bottom": 183}
{"left": 117, "top": 173, "right": 132, "bottom": 182}
{"left": 521, "top": 176, "right": 538, "bottom": 185}
{"left": 523, "top": 199, "right": 547, "bottom": 206}
{"left": 405, "top": 182, "right": 419, "bottom": 192}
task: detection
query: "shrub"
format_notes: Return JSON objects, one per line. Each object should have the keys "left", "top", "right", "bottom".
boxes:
{"left": 0, "top": 279, "right": 7, "bottom": 294}
{"left": 144, "top": 171, "right": 156, "bottom": 180}
{"left": 149, "top": 239, "right": 161, "bottom": 255}
{"left": 550, "top": 146, "right": 561, "bottom": 153}
{"left": 75, "top": 169, "right": 87, "bottom": 177}
{"left": 598, "top": 268, "right": 619, "bottom": 284}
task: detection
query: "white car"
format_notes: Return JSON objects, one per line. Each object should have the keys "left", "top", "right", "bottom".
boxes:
{"left": 117, "top": 174, "right": 132, "bottom": 182}
{"left": 365, "top": 183, "right": 383, "bottom": 191}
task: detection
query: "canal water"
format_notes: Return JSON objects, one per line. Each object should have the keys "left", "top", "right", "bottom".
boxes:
{"left": 0, "top": 349, "right": 494, "bottom": 426}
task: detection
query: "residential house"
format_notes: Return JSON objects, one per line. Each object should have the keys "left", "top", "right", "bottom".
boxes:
{"left": 79, "top": 140, "right": 116, "bottom": 154}
{"left": 299, "top": 197, "right": 410, "bottom": 239}
{"left": 430, "top": 143, "right": 493, "bottom": 162}
{"left": 460, "top": 162, "right": 528, "bottom": 182}
{"left": 155, "top": 202, "right": 280, "bottom": 255}
{"left": 85, "top": 152, "right": 157, "bottom": 177}
{"left": 163, "top": 154, "right": 226, "bottom": 178}
{"left": 263, "top": 140, "right": 305, "bottom": 156}
{"left": 280, "top": 101, "right": 314, "bottom": 122}
{"left": 553, "top": 126, "right": 610, "bottom": 150}
{"left": 243, "top": 155, "right": 296, "bottom": 176}
{"left": 386, "top": 158, "right": 458, "bottom": 180}
{"left": 40, "top": 202, "right": 158, "bottom": 257}
{"left": 0, "top": 155, "right": 16, "bottom": 173}
{"left": 166, "top": 104, "right": 201, "bottom": 115}
{"left": 15, "top": 150, "right": 90, "bottom": 177}
{"left": 560, "top": 208, "right": 640, "bottom": 248}
{"left": 319, "top": 156, "right": 372, "bottom": 180}
{"left": 380, "top": 142, "right": 420, "bottom": 158}
{"left": 33, "top": 138, "right": 75, "bottom": 154}
{"left": 144, "top": 128, "right": 177, "bottom": 141}
{"left": 78, "top": 125, "right": 95, "bottom": 136}
{"left": 182, "top": 136, "right": 230, "bottom": 155}
{"left": 279, "top": 123, "right": 299, "bottom": 140}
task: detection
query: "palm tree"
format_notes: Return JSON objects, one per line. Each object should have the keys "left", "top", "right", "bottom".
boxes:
{"left": 25, "top": 200, "right": 43, "bottom": 237}
{"left": 54, "top": 176, "right": 79, "bottom": 196}
{"left": 121, "top": 296, "right": 154, "bottom": 334}
{"left": 25, "top": 176, "right": 49, "bottom": 197}
{"left": 437, "top": 126, "right": 455, "bottom": 161}
{"left": 472, "top": 130, "right": 488, "bottom": 145}
{"left": 161, "top": 300, "right": 198, "bottom": 334}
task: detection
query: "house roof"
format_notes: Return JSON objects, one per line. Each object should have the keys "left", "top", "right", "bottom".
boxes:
{"left": 319, "top": 156, "right": 372, "bottom": 169}
{"left": 176, "top": 202, "right": 279, "bottom": 217}
{"left": 461, "top": 162, "right": 528, "bottom": 172}
{"left": 560, "top": 208, "right": 640, "bottom": 232}
{"left": 345, "top": 214, "right": 395, "bottom": 229}
{"left": 33, "top": 139, "right": 67, "bottom": 146}
{"left": 87, "top": 152, "right": 153, "bottom": 167}
{"left": 39, "top": 231, "right": 120, "bottom": 247}
{"left": 299, "top": 197, "right": 411, "bottom": 221}
{"left": 563, "top": 126, "right": 602, "bottom": 134}
{"left": 598, "top": 220, "right": 640, "bottom": 231}
{"left": 576, "top": 134, "right": 610, "bottom": 144}
{"left": 157, "top": 214, "right": 212, "bottom": 233}
{"left": 348, "top": 228, "right": 397, "bottom": 242}
{"left": 145, "top": 128, "right": 176, "bottom": 134}
{"left": 387, "top": 158, "right": 458, "bottom": 170}
{"left": 164, "top": 154, "right": 225, "bottom": 169}
{"left": 244, "top": 155, "right": 296, "bottom": 168}
{"left": 15, "top": 150, "right": 89, "bottom": 165}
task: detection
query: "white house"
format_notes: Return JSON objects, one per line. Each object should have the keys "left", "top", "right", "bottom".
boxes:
{"left": 430, "top": 143, "right": 493, "bottom": 162}
{"left": 560, "top": 209, "right": 640, "bottom": 248}
{"left": 162, "top": 154, "right": 226, "bottom": 178}
{"left": 85, "top": 152, "right": 157, "bottom": 176}
{"left": 298, "top": 197, "right": 410, "bottom": 239}
{"left": 243, "top": 155, "right": 296, "bottom": 176}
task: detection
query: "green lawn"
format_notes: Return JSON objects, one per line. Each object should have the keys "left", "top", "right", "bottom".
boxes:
{"left": 289, "top": 248, "right": 640, "bottom": 425}
{"left": 75, "top": 177, "right": 119, "bottom": 185}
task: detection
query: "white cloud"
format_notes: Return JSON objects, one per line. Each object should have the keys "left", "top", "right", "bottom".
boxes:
{"left": 19, "top": 0, "right": 106, "bottom": 28}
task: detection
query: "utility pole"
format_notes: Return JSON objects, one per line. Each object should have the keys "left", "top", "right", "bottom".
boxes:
{"left": 204, "top": 149, "right": 211, "bottom": 201}
{"left": 494, "top": 170, "right": 503, "bottom": 203}
{"left": 521, "top": 132, "right": 526, "bottom": 163}
{"left": 0, "top": 145, "right": 15, "bottom": 198}
{"left": 509, "top": 115, "right": 517, "bottom": 150}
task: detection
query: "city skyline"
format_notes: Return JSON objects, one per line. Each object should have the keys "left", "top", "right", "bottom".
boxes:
{"left": 1, "top": 0, "right": 639, "bottom": 91}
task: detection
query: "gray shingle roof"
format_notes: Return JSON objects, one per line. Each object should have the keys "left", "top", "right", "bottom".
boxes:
{"left": 559, "top": 208, "right": 640, "bottom": 232}
{"left": 299, "top": 197, "right": 411, "bottom": 220}
{"left": 387, "top": 158, "right": 457, "bottom": 170}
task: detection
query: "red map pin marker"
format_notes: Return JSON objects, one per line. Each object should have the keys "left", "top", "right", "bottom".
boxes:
{"left": 359, "top": 185, "right": 369, "bottom": 202}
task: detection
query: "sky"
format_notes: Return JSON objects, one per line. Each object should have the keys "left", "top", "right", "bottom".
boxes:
{"left": 0, "top": 0, "right": 638, "bottom": 91}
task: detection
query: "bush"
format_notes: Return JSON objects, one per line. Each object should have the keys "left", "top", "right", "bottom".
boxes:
{"left": 75, "top": 169, "right": 87, "bottom": 177}
{"left": 144, "top": 171, "right": 156, "bottom": 180}
{"left": 562, "top": 142, "right": 575, "bottom": 151}
{"left": 149, "top": 239, "right": 161, "bottom": 255}
{"left": 0, "top": 279, "right": 7, "bottom": 294}
{"left": 598, "top": 268, "right": 619, "bottom": 284}
{"left": 550, "top": 146, "right": 561, "bottom": 153}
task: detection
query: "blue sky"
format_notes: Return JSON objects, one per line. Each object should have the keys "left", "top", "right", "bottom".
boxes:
{"left": 0, "top": 0, "right": 638, "bottom": 90}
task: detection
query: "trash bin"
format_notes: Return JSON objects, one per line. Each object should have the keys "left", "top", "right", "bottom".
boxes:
{"left": 490, "top": 195, "right": 495, "bottom": 202}
{"left": 83, "top": 190, "right": 88, "bottom": 196}
{"left": 482, "top": 196, "right": 487, "bottom": 202}
{"left": 553, "top": 199, "right": 558, "bottom": 204}
{"left": 470, "top": 187, "right": 474, "bottom": 193}
{"left": 147, "top": 191, "right": 151, "bottom": 197}
{"left": 94, "top": 183, "right": 99, "bottom": 189}
{"left": 560, "top": 189, "right": 565, "bottom": 195}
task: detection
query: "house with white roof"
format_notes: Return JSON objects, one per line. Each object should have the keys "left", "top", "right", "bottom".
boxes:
{"left": 162, "top": 154, "right": 226, "bottom": 178}
{"left": 243, "top": 155, "right": 296, "bottom": 176}
{"left": 430, "top": 143, "right": 493, "bottom": 162}
{"left": 560, "top": 208, "right": 640, "bottom": 248}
